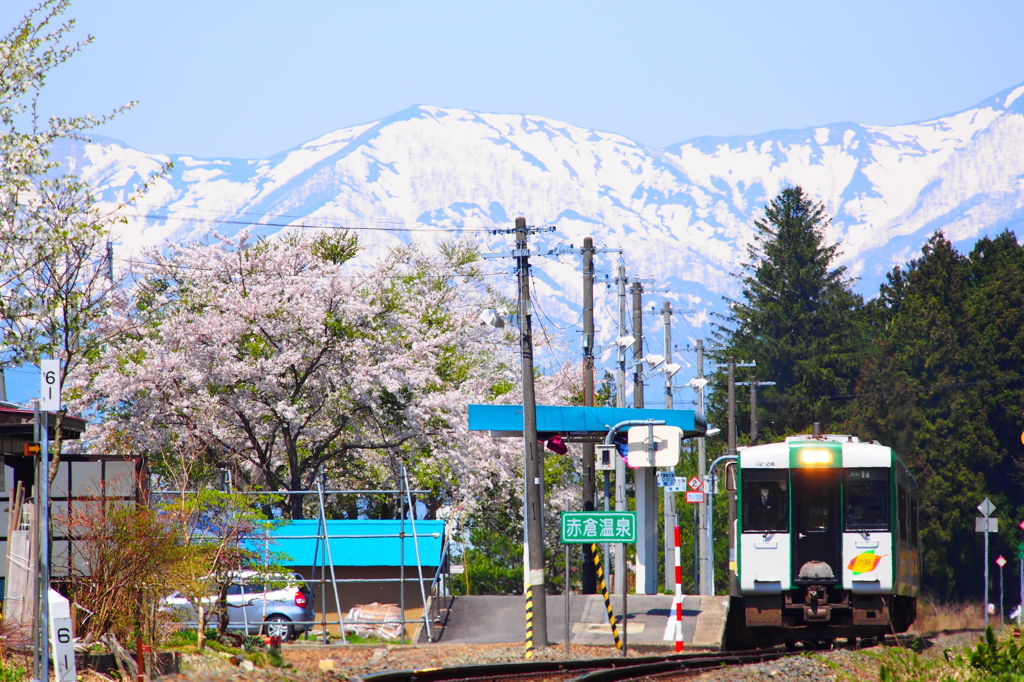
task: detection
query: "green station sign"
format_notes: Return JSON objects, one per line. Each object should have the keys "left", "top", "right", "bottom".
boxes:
{"left": 560, "top": 511, "right": 637, "bottom": 544}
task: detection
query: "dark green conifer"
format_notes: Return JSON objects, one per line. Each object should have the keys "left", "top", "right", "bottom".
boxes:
{"left": 714, "top": 186, "right": 866, "bottom": 439}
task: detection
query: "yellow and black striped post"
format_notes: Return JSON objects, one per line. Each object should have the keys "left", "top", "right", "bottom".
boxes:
{"left": 525, "top": 583, "right": 535, "bottom": 658}
{"left": 591, "top": 543, "right": 622, "bottom": 649}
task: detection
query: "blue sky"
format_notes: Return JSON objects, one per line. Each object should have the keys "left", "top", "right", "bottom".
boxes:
{"left": 3, "top": 0, "right": 1024, "bottom": 404}
{"left": 2, "top": 1, "right": 1024, "bottom": 160}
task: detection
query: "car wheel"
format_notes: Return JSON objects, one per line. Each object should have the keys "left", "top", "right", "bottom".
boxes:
{"left": 263, "top": 615, "right": 293, "bottom": 641}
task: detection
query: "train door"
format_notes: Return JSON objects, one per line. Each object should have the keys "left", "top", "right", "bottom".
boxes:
{"left": 791, "top": 467, "right": 841, "bottom": 582}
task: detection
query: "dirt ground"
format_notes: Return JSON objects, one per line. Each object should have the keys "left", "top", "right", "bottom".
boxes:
{"left": 65, "top": 629, "right": 989, "bottom": 682}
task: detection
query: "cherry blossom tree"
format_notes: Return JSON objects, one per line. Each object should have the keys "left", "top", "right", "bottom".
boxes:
{"left": 76, "top": 231, "right": 578, "bottom": 518}
{"left": 0, "top": 1, "right": 166, "bottom": 482}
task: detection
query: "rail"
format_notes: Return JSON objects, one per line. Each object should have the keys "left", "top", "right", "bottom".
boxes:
{"left": 355, "top": 649, "right": 789, "bottom": 682}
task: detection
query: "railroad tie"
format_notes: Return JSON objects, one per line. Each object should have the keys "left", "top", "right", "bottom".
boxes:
{"left": 591, "top": 542, "right": 622, "bottom": 650}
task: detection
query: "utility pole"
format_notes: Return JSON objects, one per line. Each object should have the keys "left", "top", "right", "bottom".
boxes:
{"left": 631, "top": 284, "right": 644, "bottom": 409}
{"left": 662, "top": 302, "right": 676, "bottom": 590}
{"left": 727, "top": 357, "right": 738, "bottom": 597}
{"left": 614, "top": 265, "right": 628, "bottom": 594}
{"left": 696, "top": 340, "right": 708, "bottom": 595}
{"left": 736, "top": 377, "right": 775, "bottom": 444}
{"left": 581, "top": 237, "right": 597, "bottom": 594}
{"left": 750, "top": 378, "right": 758, "bottom": 443}
{"left": 515, "top": 216, "right": 548, "bottom": 649}
{"left": 632, "top": 283, "right": 657, "bottom": 594}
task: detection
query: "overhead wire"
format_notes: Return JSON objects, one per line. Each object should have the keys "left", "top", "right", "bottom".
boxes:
{"left": 120, "top": 213, "right": 494, "bottom": 233}
{"left": 127, "top": 203, "right": 506, "bottom": 230}
{"left": 527, "top": 269, "right": 583, "bottom": 332}
{"left": 120, "top": 256, "right": 510, "bottom": 279}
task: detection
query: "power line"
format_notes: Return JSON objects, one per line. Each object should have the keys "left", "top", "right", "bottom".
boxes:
{"left": 119, "top": 213, "right": 494, "bottom": 233}
{"left": 528, "top": 271, "right": 583, "bottom": 332}
{"left": 128, "top": 203, "right": 507, "bottom": 229}
{"left": 121, "top": 256, "right": 509, "bottom": 279}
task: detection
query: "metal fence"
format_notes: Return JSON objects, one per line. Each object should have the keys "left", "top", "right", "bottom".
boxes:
{"left": 152, "top": 464, "right": 448, "bottom": 644}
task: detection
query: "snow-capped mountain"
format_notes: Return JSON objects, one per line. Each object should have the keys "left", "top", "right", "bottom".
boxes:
{"left": 57, "top": 81, "right": 1024, "bottom": 363}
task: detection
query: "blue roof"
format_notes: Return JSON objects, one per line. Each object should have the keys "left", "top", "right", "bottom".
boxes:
{"left": 468, "top": 404, "right": 705, "bottom": 439}
{"left": 246, "top": 519, "right": 445, "bottom": 568}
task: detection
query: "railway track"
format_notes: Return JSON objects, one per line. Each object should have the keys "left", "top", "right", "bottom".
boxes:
{"left": 351, "top": 648, "right": 790, "bottom": 682}
{"left": 349, "top": 630, "right": 969, "bottom": 682}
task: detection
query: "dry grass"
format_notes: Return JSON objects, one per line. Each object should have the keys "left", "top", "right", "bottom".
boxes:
{"left": 910, "top": 596, "right": 986, "bottom": 633}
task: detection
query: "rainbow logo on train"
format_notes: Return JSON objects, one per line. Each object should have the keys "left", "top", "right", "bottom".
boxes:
{"left": 847, "top": 551, "right": 887, "bottom": 575}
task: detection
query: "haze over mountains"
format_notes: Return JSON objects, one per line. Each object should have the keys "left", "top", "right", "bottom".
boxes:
{"left": 59, "top": 81, "right": 1024, "bottom": 359}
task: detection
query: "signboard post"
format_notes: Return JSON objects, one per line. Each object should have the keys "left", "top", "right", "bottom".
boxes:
{"left": 978, "top": 498, "right": 997, "bottom": 630}
{"left": 39, "top": 359, "right": 61, "bottom": 411}
{"left": 49, "top": 589, "right": 77, "bottom": 682}
{"left": 1019, "top": 541, "right": 1024, "bottom": 626}
{"left": 561, "top": 511, "right": 636, "bottom": 657}
{"left": 997, "top": 555, "right": 1008, "bottom": 627}
{"left": 37, "top": 359, "right": 60, "bottom": 682}
{"left": 561, "top": 512, "right": 637, "bottom": 545}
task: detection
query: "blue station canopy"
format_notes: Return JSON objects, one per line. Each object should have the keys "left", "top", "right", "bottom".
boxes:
{"left": 468, "top": 404, "right": 705, "bottom": 442}
{"left": 246, "top": 519, "right": 445, "bottom": 568}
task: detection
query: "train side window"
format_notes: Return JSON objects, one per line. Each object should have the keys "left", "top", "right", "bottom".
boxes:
{"left": 741, "top": 469, "right": 788, "bottom": 533}
{"left": 897, "top": 485, "right": 908, "bottom": 539}
{"left": 844, "top": 468, "right": 890, "bottom": 532}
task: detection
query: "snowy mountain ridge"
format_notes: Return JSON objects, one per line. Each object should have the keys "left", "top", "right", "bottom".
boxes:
{"left": 57, "top": 81, "right": 1024, "bottom": 358}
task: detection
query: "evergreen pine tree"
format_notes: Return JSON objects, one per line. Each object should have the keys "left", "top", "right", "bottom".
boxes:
{"left": 851, "top": 232, "right": 999, "bottom": 597}
{"left": 714, "top": 186, "right": 866, "bottom": 438}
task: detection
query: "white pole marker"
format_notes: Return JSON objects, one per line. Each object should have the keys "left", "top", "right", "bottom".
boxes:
{"left": 40, "top": 359, "right": 61, "bottom": 411}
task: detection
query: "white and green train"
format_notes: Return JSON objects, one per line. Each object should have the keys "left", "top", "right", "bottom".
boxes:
{"left": 728, "top": 433, "right": 921, "bottom": 647}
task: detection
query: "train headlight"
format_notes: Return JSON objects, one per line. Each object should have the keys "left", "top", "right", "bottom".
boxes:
{"left": 798, "top": 448, "right": 832, "bottom": 465}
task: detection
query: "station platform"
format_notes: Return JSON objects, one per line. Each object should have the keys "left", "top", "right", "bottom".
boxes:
{"left": 424, "top": 594, "right": 730, "bottom": 650}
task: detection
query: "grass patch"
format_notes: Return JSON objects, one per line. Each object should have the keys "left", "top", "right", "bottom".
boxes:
{"left": 911, "top": 596, "right": 985, "bottom": 633}
{"left": 164, "top": 629, "right": 220, "bottom": 649}
{"left": 870, "top": 627, "right": 1024, "bottom": 681}
{"left": 0, "top": 659, "right": 27, "bottom": 682}
{"left": 161, "top": 628, "right": 288, "bottom": 668}
{"left": 339, "top": 634, "right": 395, "bottom": 645}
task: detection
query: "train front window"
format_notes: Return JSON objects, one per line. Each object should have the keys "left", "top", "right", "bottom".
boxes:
{"left": 845, "top": 468, "right": 890, "bottom": 532}
{"left": 742, "top": 469, "right": 788, "bottom": 533}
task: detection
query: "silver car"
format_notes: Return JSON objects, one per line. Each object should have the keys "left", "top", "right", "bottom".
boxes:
{"left": 163, "top": 571, "right": 315, "bottom": 640}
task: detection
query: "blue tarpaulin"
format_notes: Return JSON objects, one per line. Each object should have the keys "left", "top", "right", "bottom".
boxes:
{"left": 245, "top": 519, "right": 445, "bottom": 568}
{"left": 467, "top": 404, "right": 705, "bottom": 439}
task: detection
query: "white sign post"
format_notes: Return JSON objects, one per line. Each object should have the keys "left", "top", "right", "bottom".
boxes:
{"left": 40, "top": 359, "right": 61, "bottom": 411}
{"left": 978, "top": 497, "right": 997, "bottom": 631}
{"left": 49, "top": 588, "right": 77, "bottom": 682}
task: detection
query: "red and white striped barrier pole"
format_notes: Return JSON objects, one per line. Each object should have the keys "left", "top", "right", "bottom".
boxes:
{"left": 674, "top": 524, "right": 684, "bottom": 652}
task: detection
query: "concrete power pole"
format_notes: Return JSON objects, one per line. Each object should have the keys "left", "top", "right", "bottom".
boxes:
{"left": 516, "top": 217, "right": 548, "bottom": 648}
{"left": 726, "top": 357, "right": 739, "bottom": 597}
{"left": 696, "top": 340, "right": 708, "bottom": 595}
{"left": 632, "top": 282, "right": 657, "bottom": 594}
{"left": 737, "top": 376, "right": 773, "bottom": 444}
{"left": 581, "top": 237, "right": 597, "bottom": 594}
{"left": 614, "top": 265, "right": 628, "bottom": 594}
{"left": 661, "top": 302, "right": 676, "bottom": 590}
{"left": 750, "top": 378, "right": 758, "bottom": 443}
